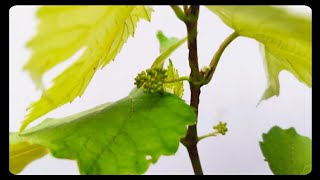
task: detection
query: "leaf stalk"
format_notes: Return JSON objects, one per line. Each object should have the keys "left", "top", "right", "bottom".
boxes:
{"left": 197, "top": 131, "right": 219, "bottom": 142}
{"left": 203, "top": 31, "right": 239, "bottom": 84}
{"left": 164, "top": 76, "right": 190, "bottom": 83}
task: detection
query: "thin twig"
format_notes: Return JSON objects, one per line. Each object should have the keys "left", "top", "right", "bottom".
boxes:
{"left": 197, "top": 131, "right": 219, "bottom": 142}
{"left": 203, "top": 31, "right": 239, "bottom": 84}
{"left": 164, "top": 76, "right": 189, "bottom": 83}
{"left": 183, "top": 5, "right": 189, "bottom": 13}
{"left": 170, "top": 6, "right": 186, "bottom": 22}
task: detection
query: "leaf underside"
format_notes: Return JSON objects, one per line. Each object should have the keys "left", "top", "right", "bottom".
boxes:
{"left": 206, "top": 6, "right": 311, "bottom": 102}
{"left": 10, "top": 89, "right": 196, "bottom": 174}
{"left": 260, "top": 126, "right": 311, "bottom": 175}
{"left": 21, "top": 6, "right": 153, "bottom": 131}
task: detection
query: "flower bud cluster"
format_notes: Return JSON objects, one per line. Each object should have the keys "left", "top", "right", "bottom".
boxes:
{"left": 134, "top": 68, "right": 167, "bottom": 93}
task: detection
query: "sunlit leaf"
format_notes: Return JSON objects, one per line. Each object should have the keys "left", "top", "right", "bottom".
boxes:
{"left": 206, "top": 6, "right": 311, "bottom": 102}
{"left": 151, "top": 32, "right": 187, "bottom": 69}
{"left": 9, "top": 133, "right": 48, "bottom": 174}
{"left": 157, "top": 31, "right": 180, "bottom": 53}
{"left": 11, "top": 89, "right": 196, "bottom": 174}
{"left": 164, "top": 59, "right": 184, "bottom": 98}
{"left": 21, "top": 6, "right": 153, "bottom": 131}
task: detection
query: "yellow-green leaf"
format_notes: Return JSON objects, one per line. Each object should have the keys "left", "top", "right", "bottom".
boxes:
{"left": 164, "top": 59, "right": 184, "bottom": 98}
{"left": 9, "top": 133, "right": 48, "bottom": 174}
{"left": 156, "top": 31, "right": 180, "bottom": 53}
{"left": 21, "top": 6, "right": 153, "bottom": 131}
{"left": 206, "top": 6, "right": 311, "bottom": 102}
{"left": 151, "top": 33, "right": 187, "bottom": 69}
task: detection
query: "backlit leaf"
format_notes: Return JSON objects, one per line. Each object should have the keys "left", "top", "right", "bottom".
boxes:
{"left": 21, "top": 6, "right": 153, "bottom": 131}
{"left": 157, "top": 31, "right": 180, "bottom": 53}
{"left": 11, "top": 89, "right": 196, "bottom": 174}
{"left": 151, "top": 32, "right": 187, "bottom": 69}
{"left": 9, "top": 133, "right": 48, "bottom": 174}
{"left": 206, "top": 6, "right": 311, "bottom": 102}
{"left": 164, "top": 59, "right": 184, "bottom": 98}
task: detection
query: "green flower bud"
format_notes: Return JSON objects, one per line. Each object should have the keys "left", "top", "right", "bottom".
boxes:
{"left": 134, "top": 68, "right": 168, "bottom": 94}
{"left": 213, "top": 121, "right": 228, "bottom": 135}
{"left": 144, "top": 84, "right": 150, "bottom": 89}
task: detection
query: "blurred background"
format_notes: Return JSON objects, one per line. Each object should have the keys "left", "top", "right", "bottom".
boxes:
{"left": 9, "top": 5, "right": 311, "bottom": 175}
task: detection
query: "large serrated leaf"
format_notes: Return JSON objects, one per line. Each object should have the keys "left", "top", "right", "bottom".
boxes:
{"left": 206, "top": 6, "right": 311, "bottom": 102}
{"left": 10, "top": 89, "right": 196, "bottom": 174}
{"left": 260, "top": 126, "right": 311, "bottom": 175}
{"left": 21, "top": 6, "right": 153, "bottom": 131}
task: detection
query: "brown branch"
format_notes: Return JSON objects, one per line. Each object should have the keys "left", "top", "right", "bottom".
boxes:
{"left": 180, "top": 5, "right": 204, "bottom": 175}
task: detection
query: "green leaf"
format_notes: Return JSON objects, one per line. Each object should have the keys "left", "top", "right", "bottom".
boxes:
{"left": 152, "top": 31, "right": 185, "bottom": 97}
{"left": 9, "top": 133, "right": 48, "bottom": 174}
{"left": 151, "top": 32, "right": 187, "bottom": 69}
{"left": 157, "top": 31, "right": 180, "bottom": 53}
{"left": 21, "top": 6, "right": 153, "bottom": 131}
{"left": 10, "top": 89, "right": 196, "bottom": 174}
{"left": 206, "top": 6, "right": 311, "bottom": 102}
{"left": 260, "top": 126, "right": 311, "bottom": 175}
{"left": 164, "top": 59, "right": 184, "bottom": 98}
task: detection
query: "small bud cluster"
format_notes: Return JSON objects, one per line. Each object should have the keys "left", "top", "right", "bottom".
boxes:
{"left": 134, "top": 68, "right": 167, "bottom": 93}
{"left": 213, "top": 121, "right": 228, "bottom": 135}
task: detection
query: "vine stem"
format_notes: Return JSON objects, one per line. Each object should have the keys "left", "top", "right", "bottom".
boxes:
{"left": 170, "top": 6, "right": 239, "bottom": 175}
{"left": 178, "top": 5, "right": 204, "bottom": 175}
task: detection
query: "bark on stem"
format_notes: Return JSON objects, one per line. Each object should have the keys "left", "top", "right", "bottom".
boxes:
{"left": 180, "top": 5, "right": 204, "bottom": 175}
